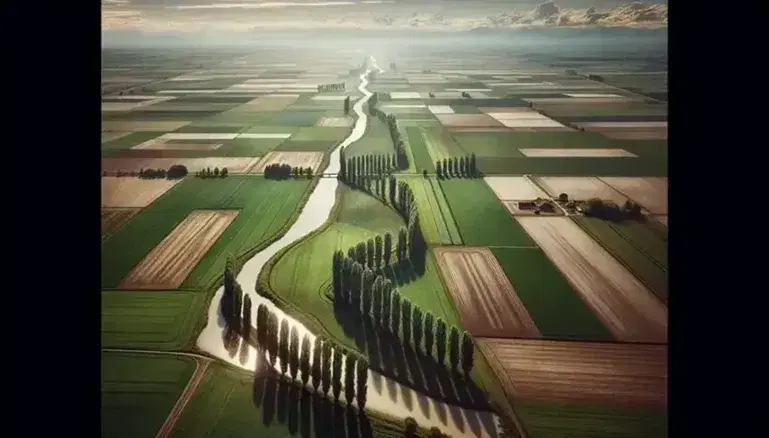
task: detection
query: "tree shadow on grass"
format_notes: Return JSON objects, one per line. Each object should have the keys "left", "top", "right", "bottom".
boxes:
{"left": 253, "top": 371, "right": 374, "bottom": 438}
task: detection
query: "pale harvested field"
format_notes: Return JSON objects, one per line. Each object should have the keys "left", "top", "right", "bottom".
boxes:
{"left": 434, "top": 247, "right": 541, "bottom": 338}
{"left": 600, "top": 177, "right": 668, "bottom": 214}
{"left": 101, "top": 208, "right": 140, "bottom": 238}
{"left": 101, "top": 177, "right": 182, "bottom": 208}
{"left": 388, "top": 92, "right": 422, "bottom": 99}
{"left": 420, "top": 91, "right": 463, "bottom": 99}
{"left": 101, "top": 132, "right": 131, "bottom": 143}
{"left": 101, "top": 157, "right": 262, "bottom": 174}
{"left": 251, "top": 151, "right": 324, "bottom": 174}
{"left": 316, "top": 116, "right": 353, "bottom": 127}
{"left": 478, "top": 338, "right": 667, "bottom": 408}
{"left": 101, "top": 121, "right": 192, "bottom": 132}
{"left": 435, "top": 114, "right": 505, "bottom": 128}
{"left": 484, "top": 176, "right": 548, "bottom": 200}
{"left": 519, "top": 148, "right": 637, "bottom": 158}
{"left": 479, "top": 107, "right": 538, "bottom": 115}
{"left": 238, "top": 95, "right": 298, "bottom": 112}
{"left": 535, "top": 176, "right": 628, "bottom": 204}
{"left": 515, "top": 217, "right": 667, "bottom": 343}
{"left": 135, "top": 141, "right": 224, "bottom": 151}
{"left": 119, "top": 210, "right": 239, "bottom": 289}
{"left": 598, "top": 129, "right": 668, "bottom": 140}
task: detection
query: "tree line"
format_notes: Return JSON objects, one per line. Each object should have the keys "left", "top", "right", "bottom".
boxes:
{"left": 255, "top": 303, "right": 371, "bottom": 410}
{"left": 108, "top": 164, "right": 189, "bottom": 180}
{"left": 338, "top": 149, "right": 398, "bottom": 185}
{"left": 344, "top": 96, "right": 351, "bottom": 115}
{"left": 332, "top": 172, "right": 475, "bottom": 376}
{"left": 318, "top": 83, "right": 345, "bottom": 92}
{"left": 195, "top": 167, "right": 228, "bottom": 179}
{"left": 264, "top": 164, "right": 315, "bottom": 180}
{"left": 434, "top": 154, "right": 479, "bottom": 179}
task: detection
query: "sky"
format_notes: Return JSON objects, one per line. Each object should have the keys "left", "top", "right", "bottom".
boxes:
{"left": 102, "top": 0, "right": 668, "bottom": 34}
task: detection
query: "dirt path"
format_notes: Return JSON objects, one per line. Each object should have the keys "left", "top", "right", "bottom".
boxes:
{"left": 155, "top": 358, "right": 210, "bottom": 438}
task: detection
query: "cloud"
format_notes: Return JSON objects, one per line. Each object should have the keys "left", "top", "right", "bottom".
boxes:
{"left": 102, "top": 1, "right": 668, "bottom": 34}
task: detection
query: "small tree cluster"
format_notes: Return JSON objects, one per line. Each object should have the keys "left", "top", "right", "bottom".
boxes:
{"left": 584, "top": 198, "right": 643, "bottom": 221}
{"left": 264, "top": 164, "right": 314, "bottom": 180}
{"left": 435, "top": 154, "right": 478, "bottom": 179}
{"left": 389, "top": 61, "right": 397, "bottom": 70}
{"left": 136, "top": 166, "right": 188, "bottom": 180}
{"left": 461, "top": 91, "right": 471, "bottom": 98}
{"left": 318, "top": 83, "right": 345, "bottom": 92}
{"left": 195, "top": 166, "right": 227, "bottom": 179}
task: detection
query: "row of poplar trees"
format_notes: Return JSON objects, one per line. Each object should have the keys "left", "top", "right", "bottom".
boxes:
{"left": 254, "top": 304, "right": 371, "bottom": 409}
{"left": 435, "top": 154, "right": 479, "bottom": 179}
{"left": 332, "top": 172, "right": 475, "bottom": 375}
{"left": 365, "top": 93, "right": 408, "bottom": 170}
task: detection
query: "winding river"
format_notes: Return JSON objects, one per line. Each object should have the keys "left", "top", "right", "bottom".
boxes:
{"left": 197, "top": 57, "right": 499, "bottom": 438}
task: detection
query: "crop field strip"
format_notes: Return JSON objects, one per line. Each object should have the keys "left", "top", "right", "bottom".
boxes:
{"left": 119, "top": 210, "right": 239, "bottom": 290}
{"left": 515, "top": 216, "right": 667, "bottom": 344}
{"left": 102, "top": 208, "right": 141, "bottom": 240}
{"left": 479, "top": 338, "right": 666, "bottom": 408}
{"left": 405, "top": 178, "right": 462, "bottom": 245}
{"left": 434, "top": 247, "right": 541, "bottom": 338}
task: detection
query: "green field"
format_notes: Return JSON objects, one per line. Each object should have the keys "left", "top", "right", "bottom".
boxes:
{"left": 221, "top": 138, "right": 288, "bottom": 156}
{"left": 290, "top": 126, "right": 351, "bottom": 142}
{"left": 171, "top": 124, "right": 248, "bottom": 133}
{"left": 346, "top": 116, "right": 394, "bottom": 157}
{"left": 405, "top": 127, "right": 435, "bottom": 172}
{"left": 490, "top": 248, "right": 612, "bottom": 341}
{"left": 451, "top": 131, "right": 616, "bottom": 156}
{"left": 403, "top": 177, "right": 462, "bottom": 245}
{"left": 420, "top": 127, "right": 465, "bottom": 162}
{"left": 101, "top": 291, "right": 205, "bottom": 350}
{"left": 101, "top": 352, "right": 197, "bottom": 438}
{"left": 516, "top": 402, "right": 667, "bottom": 438}
{"left": 574, "top": 217, "right": 668, "bottom": 301}
{"left": 101, "top": 177, "right": 311, "bottom": 289}
{"left": 101, "top": 132, "right": 163, "bottom": 153}
{"left": 438, "top": 179, "right": 536, "bottom": 247}
{"left": 175, "top": 363, "right": 402, "bottom": 438}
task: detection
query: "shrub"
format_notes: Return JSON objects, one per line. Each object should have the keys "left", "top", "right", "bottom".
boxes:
{"left": 167, "top": 164, "right": 188, "bottom": 179}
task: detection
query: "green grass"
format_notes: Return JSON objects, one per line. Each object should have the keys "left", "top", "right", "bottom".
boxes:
{"left": 101, "top": 351, "right": 197, "bottom": 438}
{"left": 291, "top": 126, "right": 351, "bottom": 142}
{"left": 516, "top": 402, "right": 667, "bottom": 438}
{"left": 269, "top": 111, "right": 325, "bottom": 126}
{"left": 405, "top": 127, "right": 435, "bottom": 172}
{"left": 420, "top": 127, "right": 465, "bottom": 162}
{"left": 574, "top": 217, "right": 668, "bottom": 301}
{"left": 346, "top": 117, "right": 394, "bottom": 157}
{"left": 438, "top": 179, "right": 536, "bottom": 247}
{"left": 242, "top": 125, "right": 301, "bottom": 135}
{"left": 476, "top": 156, "right": 667, "bottom": 176}
{"left": 450, "top": 131, "right": 616, "bottom": 156}
{"left": 171, "top": 124, "right": 247, "bottom": 133}
{"left": 402, "top": 177, "right": 462, "bottom": 246}
{"left": 174, "top": 363, "right": 403, "bottom": 438}
{"left": 490, "top": 248, "right": 612, "bottom": 341}
{"left": 101, "top": 291, "right": 205, "bottom": 350}
{"left": 102, "top": 132, "right": 162, "bottom": 153}
{"left": 101, "top": 177, "right": 311, "bottom": 289}
{"left": 220, "top": 138, "right": 287, "bottom": 156}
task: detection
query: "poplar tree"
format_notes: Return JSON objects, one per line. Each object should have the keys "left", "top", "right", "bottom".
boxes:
{"left": 289, "top": 326, "right": 300, "bottom": 380}
{"left": 449, "top": 325, "right": 461, "bottom": 371}
{"left": 356, "top": 359, "right": 369, "bottom": 409}
{"left": 383, "top": 232, "right": 393, "bottom": 266}
{"left": 436, "top": 318, "right": 447, "bottom": 366}
{"left": 424, "top": 312, "right": 435, "bottom": 358}
{"left": 300, "top": 335, "right": 311, "bottom": 385}
{"left": 311, "top": 337, "right": 323, "bottom": 391}
{"left": 461, "top": 331, "right": 476, "bottom": 375}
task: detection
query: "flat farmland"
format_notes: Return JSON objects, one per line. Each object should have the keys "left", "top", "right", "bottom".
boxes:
{"left": 484, "top": 176, "right": 548, "bottom": 200}
{"left": 101, "top": 177, "right": 311, "bottom": 289}
{"left": 599, "top": 177, "right": 668, "bottom": 214}
{"left": 404, "top": 177, "right": 462, "bottom": 245}
{"left": 534, "top": 176, "right": 628, "bottom": 204}
{"left": 345, "top": 116, "right": 393, "bottom": 157}
{"left": 404, "top": 126, "right": 436, "bottom": 172}
{"left": 102, "top": 208, "right": 140, "bottom": 240}
{"left": 102, "top": 132, "right": 166, "bottom": 154}
{"left": 101, "top": 177, "right": 182, "bottom": 208}
{"left": 102, "top": 157, "right": 262, "bottom": 174}
{"left": 102, "top": 120, "right": 192, "bottom": 132}
{"left": 101, "top": 351, "right": 197, "bottom": 438}
{"left": 450, "top": 131, "right": 616, "bottom": 158}
{"left": 574, "top": 217, "right": 668, "bottom": 302}
{"left": 439, "top": 179, "right": 536, "bottom": 247}
{"left": 434, "top": 247, "right": 540, "bottom": 338}
{"left": 515, "top": 402, "right": 667, "bottom": 438}
{"left": 480, "top": 339, "right": 666, "bottom": 408}
{"left": 491, "top": 247, "right": 612, "bottom": 341}
{"left": 420, "top": 127, "right": 465, "bottom": 162}
{"left": 515, "top": 217, "right": 667, "bottom": 343}
{"left": 101, "top": 291, "right": 204, "bottom": 350}
{"left": 119, "top": 210, "right": 239, "bottom": 289}
{"left": 251, "top": 151, "right": 324, "bottom": 173}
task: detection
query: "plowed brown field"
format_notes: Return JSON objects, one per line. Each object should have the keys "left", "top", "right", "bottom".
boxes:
{"left": 101, "top": 177, "right": 182, "bottom": 208}
{"left": 118, "top": 210, "right": 238, "bottom": 289}
{"left": 101, "top": 208, "right": 140, "bottom": 238}
{"left": 515, "top": 217, "right": 667, "bottom": 343}
{"left": 478, "top": 338, "right": 667, "bottom": 408}
{"left": 251, "top": 151, "right": 324, "bottom": 174}
{"left": 434, "top": 247, "right": 541, "bottom": 338}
